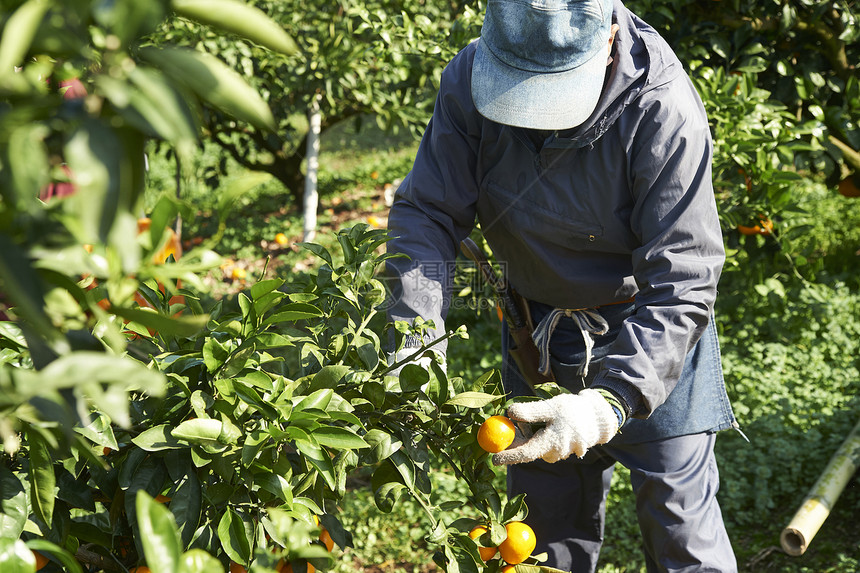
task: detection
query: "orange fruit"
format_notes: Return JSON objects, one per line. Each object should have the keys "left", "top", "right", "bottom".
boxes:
{"left": 129, "top": 568, "right": 151, "bottom": 573}
{"left": 138, "top": 218, "right": 182, "bottom": 264}
{"left": 477, "top": 416, "right": 516, "bottom": 453}
{"left": 320, "top": 528, "right": 334, "bottom": 552}
{"left": 737, "top": 217, "right": 773, "bottom": 236}
{"left": 154, "top": 494, "right": 171, "bottom": 503}
{"left": 838, "top": 176, "right": 860, "bottom": 198}
{"left": 231, "top": 268, "right": 247, "bottom": 280}
{"left": 275, "top": 233, "right": 289, "bottom": 246}
{"left": 501, "top": 566, "right": 516, "bottom": 573}
{"left": 498, "top": 521, "right": 536, "bottom": 565}
{"left": 33, "top": 551, "right": 49, "bottom": 571}
{"left": 229, "top": 563, "right": 247, "bottom": 573}
{"left": 469, "top": 525, "right": 498, "bottom": 561}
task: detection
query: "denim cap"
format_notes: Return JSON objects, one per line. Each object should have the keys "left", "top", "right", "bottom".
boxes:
{"left": 471, "top": 0, "right": 614, "bottom": 130}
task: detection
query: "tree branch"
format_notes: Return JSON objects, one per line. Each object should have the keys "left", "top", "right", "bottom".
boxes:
{"left": 829, "top": 135, "right": 860, "bottom": 173}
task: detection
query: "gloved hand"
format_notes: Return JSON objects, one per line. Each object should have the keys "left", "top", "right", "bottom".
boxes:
{"left": 492, "top": 388, "right": 618, "bottom": 465}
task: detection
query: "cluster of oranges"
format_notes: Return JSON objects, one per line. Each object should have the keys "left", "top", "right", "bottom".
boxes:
{"left": 472, "top": 416, "right": 537, "bottom": 568}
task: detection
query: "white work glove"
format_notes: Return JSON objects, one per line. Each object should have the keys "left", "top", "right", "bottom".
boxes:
{"left": 493, "top": 389, "right": 618, "bottom": 465}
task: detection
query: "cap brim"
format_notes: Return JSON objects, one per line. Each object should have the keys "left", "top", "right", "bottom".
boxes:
{"left": 471, "top": 38, "right": 607, "bottom": 130}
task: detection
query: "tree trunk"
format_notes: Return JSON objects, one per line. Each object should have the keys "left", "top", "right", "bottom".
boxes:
{"left": 303, "top": 96, "right": 322, "bottom": 242}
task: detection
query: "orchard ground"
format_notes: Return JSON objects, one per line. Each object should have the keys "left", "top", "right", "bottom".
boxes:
{"left": 145, "top": 119, "right": 860, "bottom": 573}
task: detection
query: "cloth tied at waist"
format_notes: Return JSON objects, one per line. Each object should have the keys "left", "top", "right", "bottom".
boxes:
{"left": 532, "top": 308, "right": 609, "bottom": 379}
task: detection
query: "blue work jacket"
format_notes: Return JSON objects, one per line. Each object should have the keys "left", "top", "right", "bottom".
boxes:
{"left": 386, "top": 0, "right": 736, "bottom": 435}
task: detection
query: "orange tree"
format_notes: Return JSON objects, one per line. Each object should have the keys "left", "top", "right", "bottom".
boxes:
{"left": 146, "top": 0, "right": 485, "bottom": 204}
{"left": 0, "top": 2, "right": 549, "bottom": 571}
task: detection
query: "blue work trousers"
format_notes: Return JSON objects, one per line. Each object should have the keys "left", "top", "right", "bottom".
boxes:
{"left": 501, "top": 301, "right": 738, "bottom": 572}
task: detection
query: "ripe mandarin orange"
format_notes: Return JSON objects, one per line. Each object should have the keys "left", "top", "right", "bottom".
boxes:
{"left": 498, "top": 521, "right": 536, "bottom": 565}
{"left": 33, "top": 551, "right": 49, "bottom": 571}
{"left": 469, "top": 525, "right": 498, "bottom": 561}
{"left": 320, "top": 528, "right": 334, "bottom": 552}
{"left": 477, "top": 415, "right": 516, "bottom": 453}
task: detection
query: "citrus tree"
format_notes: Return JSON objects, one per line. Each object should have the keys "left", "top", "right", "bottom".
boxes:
{"left": 0, "top": 1, "right": 552, "bottom": 571}
{"left": 148, "top": 0, "right": 485, "bottom": 204}
{"left": 625, "top": 0, "right": 858, "bottom": 232}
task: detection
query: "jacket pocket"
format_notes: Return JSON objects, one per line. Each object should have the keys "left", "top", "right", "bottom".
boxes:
{"left": 481, "top": 181, "right": 604, "bottom": 249}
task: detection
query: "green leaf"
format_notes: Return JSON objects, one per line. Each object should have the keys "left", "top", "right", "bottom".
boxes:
{"left": 74, "top": 413, "right": 119, "bottom": 451}
{"left": 171, "top": 0, "right": 298, "bottom": 55}
{"left": 172, "top": 418, "right": 235, "bottom": 446}
{"left": 254, "top": 471, "right": 294, "bottom": 504}
{"left": 138, "top": 47, "right": 276, "bottom": 131}
{"left": 63, "top": 119, "right": 127, "bottom": 245}
{"left": 0, "top": 538, "right": 37, "bottom": 573}
{"left": 250, "top": 278, "right": 285, "bottom": 300}
{"left": 0, "top": 235, "right": 55, "bottom": 341}
{"left": 312, "top": 426, "right": 369, "bottom": 450}
{"left": 217, "top": 508, "right": 253, "bottom": 566}
{"left": 133, "top": 425, "right": 184, "bottom": 451}
{"left": 399, "top": 363, "right": 429, "bottom": 393}
{"left": 370, "top": 460, "right": 405, "bottom": 513}
{"left": 111, "top": 307, "right": 209, "bottom": 338}
{"left": 233, "top": 381, "right": 279, "bottom": 419}
{"left": 0, "top": 465, "right": 27, "bottom": 538}
{"left": 444, "top": 391, "right": 503, "bottom": 409}
{"left": 294, "top": 389, "right": 334, "bottom": 412}
{"left": 262, "top": 303, "right": 324, "bottom": 326}
{"left": 202, "top": 337, "right": 231, "bottom": 373}
{"left": 294, "top": 440, "right": 337, "bottom": 491}
{"left": 308, "top": 365, "right": 351, "bottom": 392}
{"left": 26, "top": 539, "right": 84, "bottom": 573}
{"left": 178, "top": 548, "right": 223, "bottom": 573}
{"left": 0, "top": 0, "right": 50, "bottom": 75}
{"left": 136, "top": 490, "right": 183, "bottom": 573}
{"left": 170, "top": 470, "right": 202, "bottom": 549}
{"left": 26, "top": 429, "right": 55, "bottom": 528}
{"left": 296, "top": 242, "right": 332, "bottom": 266}
{"left": 362, "top": 429, "right": 402, "bottom": 463}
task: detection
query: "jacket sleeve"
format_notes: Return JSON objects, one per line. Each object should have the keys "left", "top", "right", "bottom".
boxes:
{"left": 384, "top": 48, "right": 482, "bottom": 355}
{"left": 591, "top": 74, "right": 725, "bottom": 418}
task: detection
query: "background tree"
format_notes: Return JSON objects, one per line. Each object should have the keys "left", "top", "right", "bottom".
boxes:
{"left": 151, "top": 0, "right": 484, "bottom": 204}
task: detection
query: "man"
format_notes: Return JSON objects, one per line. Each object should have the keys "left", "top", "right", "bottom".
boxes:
{"left": 385, "top": 0, "right": 740, "bottom": 571}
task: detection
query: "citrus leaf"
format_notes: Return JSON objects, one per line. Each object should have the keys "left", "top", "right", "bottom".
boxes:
{"left": 138, "top": 47, "right": 276, "bottom": 131}
{"left": 0, "top": 538, "right": 37, "bottom": 573}
{"left": 170, "top": 470, "right": 202, "bottom": 549}
{"left": 262, "top": 303, "right": 324, "bottom": 326}
{"left": 444, "top": 391, "right": 502, "bottom": 409}
{"left": 171, "top": 0, "right": 298, "bottom": 55}
{"left": 294, "top": 440, "right": 336, "bottom": 491}
{"left": 132, "top": 425, "right": 184, "bottom": 451}
{"left": 25, "top": 539, "right": 83, "bottom": 573}
{"left": 0, "top": 0, "right": 50, "bottom": 75}
{"left": 362, "top": 429, "right": 402, "bottom": 463}
{"left": 308, "top": 365, "right": 351, "bottom": 392}
{"left": 178, "top": 548, "right": 223, "bottom": 573}
{"left": 26, "top": 429, "right": 54, "bottom": 528}
{"left": 0, "top": 465, "right": 27, "bottom": 538}
{"left": 312, "top": 427, "right": 369, "bottom": 450}
{"left": 136, "top": 490, "right": 182, "bottom": 573}
{"left": 111, "top": 307, "right": 209, "bottom": 337}
{"left": 217, "top": 508, "right": 253, "bottom": 566}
